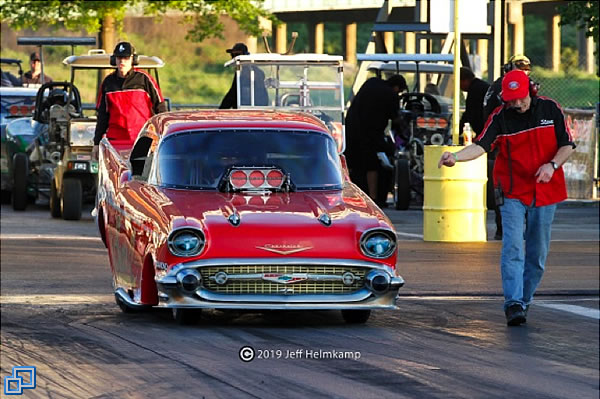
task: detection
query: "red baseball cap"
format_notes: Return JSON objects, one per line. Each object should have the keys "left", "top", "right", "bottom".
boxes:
{"left": 501, "top": 70, "right": 529, "bottom": 102}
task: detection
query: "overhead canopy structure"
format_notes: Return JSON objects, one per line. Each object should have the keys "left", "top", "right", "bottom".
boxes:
{"left": 63, "top": 51, "right": 165, "bottom": 69}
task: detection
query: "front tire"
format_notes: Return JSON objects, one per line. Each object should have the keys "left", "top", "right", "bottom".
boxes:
{"left": 115, "top": 293, "right": 137, "bottom": 314}
{"left": 0, "top": 190, "right": 11, "bottom": 204}
{"left": 61, "top": 178, "right": 82, "bottom": 220}
{"left": 341, "top": 309, "right": 371, "bottom": 324}
{"left": 12, "top": 153, "right": 28, "bottom": 211}
{"left": 172, "top": 308, "right": 201, "bottom": 325}
{"left": 50, "top": 179, "right": 61, "bottom": 218}
{"left": 394, "top": 159, "right": 411, "bottom": 210}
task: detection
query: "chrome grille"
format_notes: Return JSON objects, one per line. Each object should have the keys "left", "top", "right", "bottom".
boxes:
{"left": 200, "top": 265, "right": 367, "bottom": 295}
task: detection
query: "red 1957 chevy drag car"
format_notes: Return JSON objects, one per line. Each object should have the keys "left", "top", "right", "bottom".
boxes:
{"left": 96, "top": 109, "right": 404, "bottom": 324}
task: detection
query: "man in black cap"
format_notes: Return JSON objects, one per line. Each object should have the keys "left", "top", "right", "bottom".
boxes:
{"left": 345, "top": 75, "right": 407, "bottom": 204}
{"left": 22, "top": 52, "right": 52, "bottom": 85}
{"left": 219, "top": 42, "right": 268, "bottom": 109}
{"left": 93, "top": 41, "right": 167, "bottom": 158}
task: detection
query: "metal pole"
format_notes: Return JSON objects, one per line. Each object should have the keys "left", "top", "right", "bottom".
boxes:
{"left": 38, "top": 46, "right": 45, "bottom": 85}
{"left": 452, "top": 0, "right": 461, "bottom": 144}
{"left": 236, "top": 61, "right": 241, "bottom": 108}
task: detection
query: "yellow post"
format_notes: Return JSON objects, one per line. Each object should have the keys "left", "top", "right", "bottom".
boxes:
{"left": 452, "top": 0, "right": 461, "bottom": 145}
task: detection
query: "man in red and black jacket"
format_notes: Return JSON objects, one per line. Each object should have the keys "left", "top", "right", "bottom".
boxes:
{"left": 93, "top": 42, "right": 167, "bottom": 158}
{"left": 438, "top": 69, "right": 575, "bottom": 326}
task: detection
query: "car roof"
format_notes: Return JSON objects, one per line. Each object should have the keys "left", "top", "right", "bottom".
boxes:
{"left": 149, "top": 110, "right": 331, "bottom": 139}
{"left": 0, "top": 87, "right": 39, "bottom": 96}
{"left": 63, "top": 50, "right": 165, "bottom": 69}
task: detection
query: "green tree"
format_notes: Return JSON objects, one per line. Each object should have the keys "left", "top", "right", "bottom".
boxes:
{"left": 558, "top": 1, "right": 598, "bottom": 40}
{"left": 0, "top": 0, "right": 277, "bottom": 52}
{"left": 558, "top": 1, "right": 598, "bottom": 75}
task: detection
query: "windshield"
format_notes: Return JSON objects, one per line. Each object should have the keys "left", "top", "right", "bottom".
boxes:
{"left": 156, "top": 129, "right": 343, "bottom": 190}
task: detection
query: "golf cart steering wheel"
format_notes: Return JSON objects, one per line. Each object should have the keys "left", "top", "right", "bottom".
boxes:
{"left": 400, "top": 92, "right": 441, "bottom": 114}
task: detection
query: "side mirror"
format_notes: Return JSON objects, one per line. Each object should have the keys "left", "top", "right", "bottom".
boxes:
{"left": 120, "top": 170, "right": 131, "bottom": 184}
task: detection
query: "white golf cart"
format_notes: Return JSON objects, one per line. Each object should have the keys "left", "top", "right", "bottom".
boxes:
{"left": 224, "top": 53, "right": 346, "bottom": 152}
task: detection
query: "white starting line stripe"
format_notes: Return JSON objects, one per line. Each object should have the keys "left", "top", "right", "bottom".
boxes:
{"left": 536, "top": 302, "right": 600, "bottom": 320}
{"left": 0, "top": 234, "right": 101, "bottom": 241}
{"left": 1, "top": 294, "right": 113, "bottom": 305}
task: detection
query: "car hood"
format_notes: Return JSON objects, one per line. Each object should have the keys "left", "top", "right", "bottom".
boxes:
{"left": 150, "top": 184, "right": 394, "bottom": 263}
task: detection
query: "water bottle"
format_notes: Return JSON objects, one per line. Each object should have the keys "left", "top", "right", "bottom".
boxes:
{"left": 463, "top": 122, "right": 473, "bottom": 145}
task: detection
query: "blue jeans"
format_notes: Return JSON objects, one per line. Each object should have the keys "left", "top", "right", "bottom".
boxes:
{"left": 499, "top": 198, "right": 557, "bottom": 310}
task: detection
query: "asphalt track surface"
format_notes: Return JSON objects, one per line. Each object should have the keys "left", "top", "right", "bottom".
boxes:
{"left": 1, "top": 202, "right": 598, "bottom": 398}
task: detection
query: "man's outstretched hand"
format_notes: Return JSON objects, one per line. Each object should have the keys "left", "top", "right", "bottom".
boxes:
{"left": 438, "top": 152, "right": 457, "bottom": 168}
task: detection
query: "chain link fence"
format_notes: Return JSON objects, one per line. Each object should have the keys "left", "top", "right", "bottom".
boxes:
{"left": 526, "top": 54, "right": 599, "bottom": 110}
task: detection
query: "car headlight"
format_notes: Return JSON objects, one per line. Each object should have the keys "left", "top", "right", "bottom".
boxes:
{"left": 360, "top": 229, "right": 396, "bottom": 259}
{"left": 168, "top": 228, "right": 205, "bottom": 257}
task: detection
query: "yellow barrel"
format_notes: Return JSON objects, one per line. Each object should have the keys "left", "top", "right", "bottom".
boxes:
{"left": 423, "top": 145, "right": 488, "bottom": 242}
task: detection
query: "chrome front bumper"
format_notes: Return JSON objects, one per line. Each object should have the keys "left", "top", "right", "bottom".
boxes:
{"left": 153, "top": 258, "right": 404, "bottom": 310}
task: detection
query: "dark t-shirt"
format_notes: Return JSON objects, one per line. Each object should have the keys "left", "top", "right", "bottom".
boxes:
{"left": 220, "top": 66, "right": 268, "bottom": 109}
{"left": 460, "top": 77, "right": 490, "bottom": 135}
{"left": 483, "top": 77, "right": 502, "bottom": 122}
{"left": 345, "top": 77, "right": 399, "bottom": 171}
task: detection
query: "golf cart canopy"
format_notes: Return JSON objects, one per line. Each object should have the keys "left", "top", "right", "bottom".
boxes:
{"left": 357, "top": 54, "right": 454, "bottom": 63}
{"left": 366, "top": 61, "right": 454, "bottom": 74}
{"left": 224, "top": 53, "right": 343, "bottom": 67}
{"left": 63, "top": 50, "right": 165, "bottom": 69}
{"left": 359, "top": 53, "right": 455, "bottom": 98}
{"left": 16, "top": 36, "right": 98, "bottom": 86}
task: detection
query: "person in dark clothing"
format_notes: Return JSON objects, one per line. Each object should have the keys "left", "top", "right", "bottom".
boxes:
{"left": 459, "top": 67, "right": 490, "bottom": 137}
{"left": 482, "top": 55, "right": 532, "bottom": 239}
{"left": 93, "top": 42, "right": 167, "bottom": 159}
{"left": 345, "top": 75, "right": 407, "bottom": 203}
{"left": 219, "top": 43, "right": 268, "bottom": 109}
{"left": 483, "top": 54, "right": 531, "bottom": 121}
{"left": 22, "top": 52, "right": 52, "bottom": 85}
{"left": 439, "top": 69, "right": 575, "bottom": 326}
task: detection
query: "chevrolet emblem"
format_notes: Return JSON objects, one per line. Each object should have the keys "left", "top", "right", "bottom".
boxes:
{"left": 263, "top": 273, "right": 308, "bottom": 284}
{"left": 256, "top": 245, "right": 312, "bottom": 255}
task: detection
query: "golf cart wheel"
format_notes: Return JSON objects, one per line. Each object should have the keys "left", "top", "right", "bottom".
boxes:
{"left": 12, "top": 153, "right": 28, "bottom": 211}
{"left": 341, "top": 309, "right": 371, "bottom": 324}
{"left": 50, "top": 179, "right": 61, "bottom": 218}
{"left": 61, "top": 178, "right": 82, "bottom": 220}
{"left": 172, "top": 308, "right": 202, "bottom": 325}
{"left": 394, "top": 159, "right": 411, "bottom": 210}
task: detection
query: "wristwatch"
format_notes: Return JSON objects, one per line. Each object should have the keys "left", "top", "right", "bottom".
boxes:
{"left": 549, "top": 161, "right": 559, "bottom": 170}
